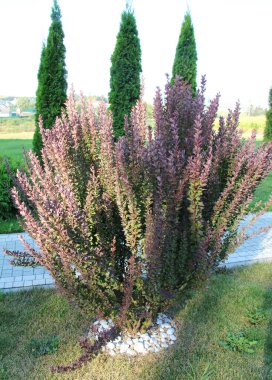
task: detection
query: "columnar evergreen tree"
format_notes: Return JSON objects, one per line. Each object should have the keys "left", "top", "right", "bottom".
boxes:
{"left": 33, "top": 0, "right": 67, "bottom": 157}
{"left": 264, "top": 88, "right": 272, "bottom": 141}
{"left": 109, "top": 7, "right": 142, "bottom": 139}
{"left": 172, "top": 12, "right": 197, "bottom": 95}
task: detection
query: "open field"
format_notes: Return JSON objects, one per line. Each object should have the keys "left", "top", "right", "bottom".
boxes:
{"left": 0, "top": 116, "right": 35, "bottom": 133}
{"left": 0, "top": 263, "right": 272, "bottom": 379}
{"left": 215, "top": 114, "right": 266, "bottom": 140}
{"left": 238, "top": 114, "right": 266, "bottom": 140}
{"left": 0, "top": 117, "right": 34, "bottom": 142}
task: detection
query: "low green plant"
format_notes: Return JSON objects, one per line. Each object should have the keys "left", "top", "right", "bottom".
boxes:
{"left": 247, "top": 307, "right": 267, "bottom": 325}
{"left": 185, "top": 362, "right": 214, "bottom": 380}
{"left": 219, "top": 332, "right": 258, "bottom": 353}
{"left": 29, "top": 335, "right": 59, "bottom": 357}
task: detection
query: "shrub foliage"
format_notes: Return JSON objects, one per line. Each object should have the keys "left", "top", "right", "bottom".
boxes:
{"left": 8, "top": 78, "right": 272, "bottom": 327}
{"left": 109, "top": 8, "right": 142, "bottom": 139}
{"left": 264, "top": 88, "right": 272, "bottom": 141}
{"left": 0, "top": 158, "right": 19, "bottom": 220}
{"left": 33, "top": 0, "right": 67, "bottom": 158}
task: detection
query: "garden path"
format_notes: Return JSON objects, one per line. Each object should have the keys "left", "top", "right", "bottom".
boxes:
{"left": 0, "top": 212, "right": 272, "bottom": 291}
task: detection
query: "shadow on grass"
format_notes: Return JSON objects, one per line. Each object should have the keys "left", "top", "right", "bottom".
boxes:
{"left": 262, "top": 286, "right": 272, "bottom": 379}
{"left": 139, "top": 269, "right": 239, "bottom": 380}
{"left": 140, "top": 266, "right": 272, "bottom": 380}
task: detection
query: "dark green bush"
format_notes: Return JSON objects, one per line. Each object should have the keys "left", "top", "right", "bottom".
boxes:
{"left": 109, "top": 8, "right": 142, "bottom": 138}
{"left": 0, "top": 158, "right": 18, "bottom": 220}
{"left": 33, "top": 0, "right": 67, "bottom": 158}
{"left": 172, "top": 12, "right": 197, "bottom": 95}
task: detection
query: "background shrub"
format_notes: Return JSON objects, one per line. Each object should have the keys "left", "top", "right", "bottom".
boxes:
{"left": 0, "top": 158, "right": 18, "bottom": 220}
{"left": 264, "top": 88, "right": 272, "bottom": 141}
{"left": 7, "top": 78, "right": 272, "bottom": 329}
{"left": 172, "top": 12, "right": 197, "bottom": 95}
{"left": 109, "top": 7, "right": 142, "bottom": 139}
{"left": 33, "top": 0, "right": 67, "bottom": 158}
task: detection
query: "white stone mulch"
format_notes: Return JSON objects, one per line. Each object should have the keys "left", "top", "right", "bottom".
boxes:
{"left": 88, "top": 313, "right": 177, "bottom": 356}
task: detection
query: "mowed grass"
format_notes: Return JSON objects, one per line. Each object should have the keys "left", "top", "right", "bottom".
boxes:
{"left": 1, "top": 263, "right": 272, "bottom": 379}
{"left": 0, "top": 117, "right": 34, "bottom": 152}
{"left": 0, "top": 139, "right": 32, "bottom": 161}
{"left": 0, "top": 118, "right": 34, "bottom": 233}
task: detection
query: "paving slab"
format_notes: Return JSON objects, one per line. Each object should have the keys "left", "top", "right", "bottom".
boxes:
{"left": 0, "top": 232, "right": 54, "bottom": 291}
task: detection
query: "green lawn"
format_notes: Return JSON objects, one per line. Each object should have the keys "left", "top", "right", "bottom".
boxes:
{"left": 250, "top": 171, "right": 272, "bottom": 212}
{"left": 0, "top": 139, "right": 32, "bottom": 161}
{"left": 1, "top": 263, "right": 272, "bottom": 379}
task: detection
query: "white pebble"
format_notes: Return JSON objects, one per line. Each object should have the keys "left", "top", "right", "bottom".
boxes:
{"left": 106, "top": 342, "right": 115, "bottom": 350}
{"left": 120, "top": 343, "right": 130, "bottom": 354}
{"left": 89, "top": 314, "right": 177, "bottom": 357}
{"left": 160, "top": 332, "right": 168, "bottom": 338}
{"left": 126, "top": 348, "right": 136, "bottom": 356}
{"left": 134, "top": 342, "right": 145, "bottom": 353}
{"left": 161, "top": 343, "right": 169, "bottom": 348}
{"left": 166, "top": 328, "right": 175, "bottom": 335}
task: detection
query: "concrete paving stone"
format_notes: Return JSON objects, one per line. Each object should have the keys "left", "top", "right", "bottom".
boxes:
{"left": 0, "top": 276, "right": 15, "bottom": 283}
{"left": 46, "top": 278, "right": 55, "bottom": 284}
{"left": 0, "top": 272, "right": 13, "bottom": 280}
{"left": 4, "top": 242, "right": 16, "bottom": 250}
{"left": 22, "top": 274, "right": 37, "bottom": 281}
{"left": 24, "top": 280, "right": 33, "bottom": 287}
{"left": 33, "top": 279, "right": 46, "bottom": 286}
{"left": 13, "top": 281, "right": 25, "bottom": 288}
{"left": 44, "top": 273, "right": 53, "bottom": 279}
{"left": 35, "top": 274, "right": 45, "bottom": 280}
{"left": 4, "top": 282, "right": 14, "bottom": 289}
{"left": 22, "top": 267, "right": 35, "bottom": 274}
{"left": 33, "top": 268, "right": 46, "bottom": 275}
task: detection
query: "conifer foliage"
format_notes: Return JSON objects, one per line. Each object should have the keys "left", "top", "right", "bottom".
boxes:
{"left": 109, "top": 7, "right": 142, "bottom": 138}
{"left": 172, "top": 12, "right": 197, "bottom": 95}
{"left": 33, "top": 0, "right": 67, "bottom": 157}
{"left": 264, "top": 88, "right": 272, "bottom": 141}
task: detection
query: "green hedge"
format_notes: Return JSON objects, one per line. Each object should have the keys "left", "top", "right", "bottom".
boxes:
{"left": 0, "top": 157, "right": 18, "bottom": 220}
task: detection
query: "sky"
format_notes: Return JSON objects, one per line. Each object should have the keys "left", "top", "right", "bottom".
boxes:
{"left": 0, "top": 0, "right": 272, "bottom": 111}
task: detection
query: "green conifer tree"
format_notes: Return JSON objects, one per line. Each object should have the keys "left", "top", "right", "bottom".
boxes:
{"left": 264, "top": 88, "right": 272, "bottom": 141}
{"left": 33, "top": 0, "right": 67, "bottom": 157}
{"left": 172, "top": 12, "right": 197, "bottom": 95}
{"left": 109, "top": 7, "right": 142, "bottom": 139}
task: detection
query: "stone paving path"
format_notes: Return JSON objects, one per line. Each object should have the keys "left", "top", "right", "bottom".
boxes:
{"left": 222, "top": 212, "right": 272, "bottom": 267}
{"left": 1, "top": 212, "right": 272, "bottom": 291}
{"left": 0, "top": 233, "right": 54, "bottom": 291}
